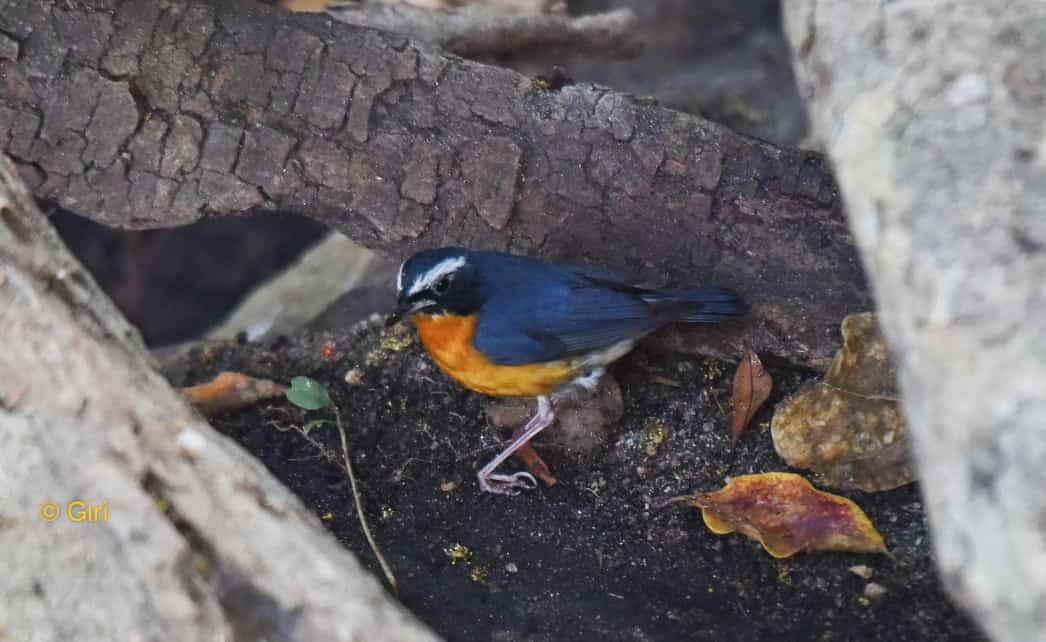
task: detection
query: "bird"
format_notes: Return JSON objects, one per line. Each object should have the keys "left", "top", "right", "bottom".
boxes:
{"left": 387, "top": 247, "right": 745, "bottom": 495}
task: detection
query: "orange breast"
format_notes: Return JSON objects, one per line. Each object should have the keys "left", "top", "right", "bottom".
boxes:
{"left": 413, "top": 313, "right": 576, "bottom": 397}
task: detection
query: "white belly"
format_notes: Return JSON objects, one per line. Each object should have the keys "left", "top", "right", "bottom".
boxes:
{"left": 565, "top": 339, "right": 635, "bottom": 391}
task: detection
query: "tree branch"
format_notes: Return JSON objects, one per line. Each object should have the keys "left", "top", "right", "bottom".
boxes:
{"left": 0, "top": 0, "right": 870, "bottom": 369}
{"left": 323, "top": 3, "right": 641, "bottom": 59}
{"left": 0, "top": 152, "right": 437, "bottom": 641}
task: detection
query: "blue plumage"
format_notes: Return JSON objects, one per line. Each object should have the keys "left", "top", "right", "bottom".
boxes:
{"left": 399, "top": 247, "right": 744, "bottom": 366}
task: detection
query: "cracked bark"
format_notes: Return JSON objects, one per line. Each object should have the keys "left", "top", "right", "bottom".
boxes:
{"left": 0, "top": 0, "right": 870, "bottom": 369}
{"left": 0, "top": 151, "right": 438, "bottom": 641}
{"left": 784, "top": 1, "right": 1046, "bottom": 640}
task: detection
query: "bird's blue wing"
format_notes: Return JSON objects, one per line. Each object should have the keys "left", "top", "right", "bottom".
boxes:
{"left": 472, "top": 264, "right": 659, "bottom": 366}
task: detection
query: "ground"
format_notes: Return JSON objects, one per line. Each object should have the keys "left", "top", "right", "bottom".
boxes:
{"left": 164, "top": 317, "right": 983, "bottom": 642}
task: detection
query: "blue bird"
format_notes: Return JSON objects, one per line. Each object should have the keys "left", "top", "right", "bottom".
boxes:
{"left": 387, "top": 247, "right": 744, "bottom": 494}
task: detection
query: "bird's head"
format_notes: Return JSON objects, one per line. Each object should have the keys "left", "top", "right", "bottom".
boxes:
{"left": 387, "top": 247, "right": 484, "bottom": 326}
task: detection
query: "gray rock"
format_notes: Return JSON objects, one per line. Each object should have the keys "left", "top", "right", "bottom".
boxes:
{"left": 784, "top": 2, "right": 1046, "bottom": 639}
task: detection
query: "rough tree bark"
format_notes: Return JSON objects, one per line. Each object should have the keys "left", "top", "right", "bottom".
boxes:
{"left": 784, "top": 2, "right": 1046, "bottom": 640}
{"left": 0, "top": 0, "right": 869, "bottom": 369}
{"left": 0, "top": 153, "right": 438, "bottom": 641}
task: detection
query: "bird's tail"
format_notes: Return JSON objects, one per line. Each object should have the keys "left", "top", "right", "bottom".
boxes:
{"left": 685, "top": 288, "right": 746, "bottom": 322}
{"left": 643, "top": 287, "right": 746, "bottom": 323}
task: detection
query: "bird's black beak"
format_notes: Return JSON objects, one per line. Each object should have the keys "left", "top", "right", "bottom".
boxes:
{"left": 385, "top": 299, "right": 411, "bottom": 327}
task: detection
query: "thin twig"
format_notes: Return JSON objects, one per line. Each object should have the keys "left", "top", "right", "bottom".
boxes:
{"left": 332, "top": 406, "right": 398, "bottom": 594}
{"left": 651, "top": 494, "right": 695, "bottom": 510}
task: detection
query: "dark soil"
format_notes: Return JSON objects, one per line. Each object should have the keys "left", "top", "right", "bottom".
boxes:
{"left": 166, "top": 319, "right": 984, "bottom": 642}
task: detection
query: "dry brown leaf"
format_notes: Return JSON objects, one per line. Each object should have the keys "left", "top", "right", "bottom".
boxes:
{"left": 731, "top": 348, "right": 772, "bottom": 443}
{"left": 686, "top": 472, "right": 886, "bottom": 558}
{"left": 771, "top": 313, "right": 913, "bottom": 491}
{"left": 180, "top": 371, "right": 286, "bottom": 416}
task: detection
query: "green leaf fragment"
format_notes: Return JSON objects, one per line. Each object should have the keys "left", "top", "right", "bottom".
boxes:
{"left": 286, "top": 376, "right": 331, "bottom": 410}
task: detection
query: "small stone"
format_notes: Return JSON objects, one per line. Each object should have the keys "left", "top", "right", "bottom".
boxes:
{"left": 344, "top": 368, "right": 364, "bottom": 385}
{"left": 504, "top": 562, "right": 519, "bottom": 574}
{"left": 863, "top": 582, "right": 888, "bottom": 601}
{"left": 484, "top": 375, "right": 623, "bottom": 454}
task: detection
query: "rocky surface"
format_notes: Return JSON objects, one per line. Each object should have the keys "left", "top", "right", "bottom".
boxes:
{"left": 784, "top": 2, "right": 1046, "bottom": 638}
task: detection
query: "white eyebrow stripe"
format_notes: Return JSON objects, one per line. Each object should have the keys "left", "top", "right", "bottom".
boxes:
{"left": 407, "top": 256, "right": 466, "bottom": 296}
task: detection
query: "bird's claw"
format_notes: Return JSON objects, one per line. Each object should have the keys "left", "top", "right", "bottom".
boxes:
{"left": 478, "top": 471, "right": 538, "bottom": 495}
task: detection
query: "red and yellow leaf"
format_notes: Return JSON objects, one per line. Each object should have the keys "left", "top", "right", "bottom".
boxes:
{"left": 688, "top": 472, "right": 886, "bottom": 558}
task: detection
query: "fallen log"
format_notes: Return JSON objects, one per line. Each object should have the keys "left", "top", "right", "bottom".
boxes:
{"left": 322, "top": 2, "right": 641, "bottom": 60}
{"left": 0, "top": 0, "right": 870, "bottom": 368}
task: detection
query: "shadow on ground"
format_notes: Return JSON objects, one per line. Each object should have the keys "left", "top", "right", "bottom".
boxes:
{"left": 164, "top": 317, "right": 982, "bottom": 642}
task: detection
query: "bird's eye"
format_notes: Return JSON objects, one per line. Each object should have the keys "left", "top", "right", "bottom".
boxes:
{"left": 434, "top": 276, "right": 450, "bottom": 294}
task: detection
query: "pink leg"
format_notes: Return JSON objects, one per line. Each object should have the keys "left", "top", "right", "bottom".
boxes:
{"left": 478, "top": 395, "right": 555, "bottom": 495}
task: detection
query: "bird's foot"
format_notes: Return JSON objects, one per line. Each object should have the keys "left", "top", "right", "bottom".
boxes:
{"left": 478, "top": 471, "right": 538, "bottom": 495}
{"left": 476, "top": 395, "right": 554, "bottom": 495}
